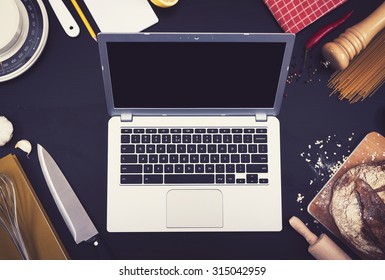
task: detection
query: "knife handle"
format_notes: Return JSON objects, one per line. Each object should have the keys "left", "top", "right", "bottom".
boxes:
{"left": 87, "top": 235, "right": 112, "bottom": 260}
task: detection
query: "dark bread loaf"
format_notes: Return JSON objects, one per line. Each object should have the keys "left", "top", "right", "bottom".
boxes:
{"left": 329, "top": 162, "right": 385, "bottom": 259}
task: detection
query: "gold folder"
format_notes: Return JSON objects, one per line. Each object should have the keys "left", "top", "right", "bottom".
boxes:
{"left": 0, "top": 154, "right": 69, "bottom": 260}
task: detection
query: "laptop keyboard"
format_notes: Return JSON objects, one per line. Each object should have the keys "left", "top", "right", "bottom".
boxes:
{"left": 120, "top": 128, "right": 269, "bottom": 185}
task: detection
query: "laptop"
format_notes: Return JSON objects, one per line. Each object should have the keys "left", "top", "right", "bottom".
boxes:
{"left": 97, "top": 32, "right": 295, "bottom": 232}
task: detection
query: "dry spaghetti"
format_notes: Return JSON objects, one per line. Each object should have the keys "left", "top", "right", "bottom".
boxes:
{"left": 328, "top": 29, "right": 385, "bottom": 103}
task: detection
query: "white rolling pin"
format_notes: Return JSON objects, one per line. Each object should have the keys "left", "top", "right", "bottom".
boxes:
{"left": 289, "top": 216, "right": 351, "bottom": 260}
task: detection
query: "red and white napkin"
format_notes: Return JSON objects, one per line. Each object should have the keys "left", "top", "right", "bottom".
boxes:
{"left": 263, "top": 0, "right": 347, "bottom": 33}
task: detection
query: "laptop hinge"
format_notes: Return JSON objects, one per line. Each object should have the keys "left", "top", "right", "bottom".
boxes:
{"left": 255, "top": 113, "right": 267, "bottom": 122}
{"left": 121, "top": 113, "right": 133, "bottom": 122}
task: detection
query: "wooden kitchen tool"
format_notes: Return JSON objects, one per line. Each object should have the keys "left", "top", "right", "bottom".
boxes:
{"left": 289, "top": 216, "right": 351, "bottom": 260}
{"left": 0, "top": 154, "right": 69, "bottom": 259}
{"left": 322, "top": 2, "right": 385, "bottom": 70}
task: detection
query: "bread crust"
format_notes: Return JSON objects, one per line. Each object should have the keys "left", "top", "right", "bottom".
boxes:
{"left": 329, "top": 162, "right": 385, "bottom": 259}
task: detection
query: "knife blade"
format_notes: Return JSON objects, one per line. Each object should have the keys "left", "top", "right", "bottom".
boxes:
{"left": 37, "top": 144, "right": 111, "bottom": 259}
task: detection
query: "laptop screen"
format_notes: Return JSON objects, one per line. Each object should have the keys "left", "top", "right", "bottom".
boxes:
{"left": 106, "top": 40, "right": 287, "bottom": 109}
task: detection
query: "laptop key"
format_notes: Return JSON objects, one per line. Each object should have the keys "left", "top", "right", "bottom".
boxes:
{"left": 121, "top": 155, "right": 137, "bottom": 163}
{"left": 216, "top": 174, "right": 225, "bottom": 183}
{"left": 246, "top": 164, "right": 268, "bottom": 173}
{"left": 144, "top": 175, "right": 163, "bottom": 184}
{"left": 121, "top": 135, "right": 130, "bottom": 143}
{"left": 195, "top": 164, "right": 204, "bottom": 173}
{"left": 136, "top": 145, "right": 145, "bottom": 153}
{"left": 144, "top": 164, "right": 153, "bottom": 173}
{"left": 259, "top": 144, "right": 268, "bottom": 153}
{"left": 213, "top": 135, "right": 222, "bottom": 143}
{"left": 157, "top": 144, "right": 166, "bottom": 153}
{"left": 121, "top": 164, "right": 142, "bottom": 173}
{"left": 165, "top": 174, "right": 214, "bottom": 184}
{"left": 121, "top": 144, "right": 135, "bottom": 153}
{"left": 230, "top": 154, "right": 240, "bottom": 163}
{"left": 233, "top": 134, "right": 243, "bottom": 143}
{"left": 142, "top": 135, "right": 151, "bottom": 143}
{"left": 170, "top": 154, "right": 178, "bottom": 163}
{"left": 175, "top": 164, "right": 184, "bottom": 173}
{"left": 121, "top": 175, "right": 142, "bottom": 184}
{"left": 226, "top": 174, "right": 235, "bottom": 183}
{"left": 149, "top": 155, "right": 158, "bottom": 163}
{"left": 187, "top": 144, "right": 196, "bottom": 153}
{"left": 254, "top": 134, "right": 267, "bottom": 143}
{"left": 139, "top": 155, "right": 148, "bottom": 163}
{"left": 152, "top": 135, "right": 161, "bottom": 143}
{"left": 247, "top": 174, "right": 258, "bottom": 183}
{"left": 248, "top": 144, "right": 258, "bottom": 153}
{"left": 165, "top": 165, "right": 173, "bottom": 173}
{"left": 185, "top": 164, "right": 194, "bottom": 173}
{"left": 251, "top": 154, "right": 268, "bottom": 163}
{"left": 216, "top": 164, "right": 225, "bottom": 173}
{"left": 183, "top": 135, "right": 192, "bottom": 143}
{"left": 154, "top": 164, "right": 163, "bottom": 173}
{"left": 223, "top": 134, "right": 232, "bottom": 143}
{"left": 167, "top": 144, "right": 176, "bottom": 153}
{"left": 208, "top": 144, "right": 217, "bottom": 153}
{"left": 131, "top": 135, "right": 141, "bottom": 143}
{"left": 146, "top": 145, "right": 156, "bottom": 153}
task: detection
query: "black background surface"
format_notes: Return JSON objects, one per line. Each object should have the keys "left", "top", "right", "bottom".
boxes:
{"left": 1, "top": 0, "right": 385, "bottom": 259}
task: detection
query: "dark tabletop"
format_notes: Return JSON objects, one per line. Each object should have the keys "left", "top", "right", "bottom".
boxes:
{"left": 1, "top": 0, "right": 385, "bottom": 260}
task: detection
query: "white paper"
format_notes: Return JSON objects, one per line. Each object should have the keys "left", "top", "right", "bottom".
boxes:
{"left": 83, "top": 0, "right": 158, "bottom": 33}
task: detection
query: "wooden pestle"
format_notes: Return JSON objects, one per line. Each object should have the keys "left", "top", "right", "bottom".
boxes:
{"left": 289, "top": 216, "right": 351, "bottom": 260}
{"left": 322, "top": 2, "right": 385, "bottom": 70}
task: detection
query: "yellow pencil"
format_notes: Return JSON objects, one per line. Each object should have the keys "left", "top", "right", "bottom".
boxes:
{"left": 70, "top": 0, "right": 97, "bottom": 41}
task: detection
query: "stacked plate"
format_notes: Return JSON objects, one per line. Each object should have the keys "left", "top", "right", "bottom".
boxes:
{"left": 0, "top": 0, "right": 49, "bottom": 82}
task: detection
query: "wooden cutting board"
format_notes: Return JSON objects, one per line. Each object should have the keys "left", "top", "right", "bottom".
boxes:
{"left": 0, "top": 154, "right": 69, "bottom": 260}
{"left": 308, "top": 131, "right": 385, "bottom": 259}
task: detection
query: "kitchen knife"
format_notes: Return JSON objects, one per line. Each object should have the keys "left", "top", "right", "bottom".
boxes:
{"left": 37, "top": 144, "right": 111, "bottom": 259}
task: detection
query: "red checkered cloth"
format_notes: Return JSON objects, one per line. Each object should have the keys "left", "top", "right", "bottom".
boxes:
{"left": 263, "top": 0, "right": 347, "bottom": 33}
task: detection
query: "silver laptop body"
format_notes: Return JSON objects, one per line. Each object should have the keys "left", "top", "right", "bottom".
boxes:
{"left": 97, "top": 32, "right": 295, "bottom": 232}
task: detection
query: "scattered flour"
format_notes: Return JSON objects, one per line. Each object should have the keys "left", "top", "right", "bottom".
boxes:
{"left": 298, "top": 133, "right": 355, "bottom": 226}
{"left": 296, "top": 193, "right": 304, "bottom": 203}
{"left": 300, "top": 133, "right": 355, "bottom": 183}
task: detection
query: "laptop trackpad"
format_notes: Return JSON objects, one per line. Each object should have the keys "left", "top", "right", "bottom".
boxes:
{"left": 166, "top": 189, "right": 223, "bottom": 228}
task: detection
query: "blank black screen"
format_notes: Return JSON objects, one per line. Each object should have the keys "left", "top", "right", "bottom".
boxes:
{"left": 107, "top": 41, "right": 285, "bottom": 108}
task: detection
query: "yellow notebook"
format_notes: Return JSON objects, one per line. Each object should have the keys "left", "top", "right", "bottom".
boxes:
{"left": 0, "top": 154, "right": 69, "bottom": 260}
